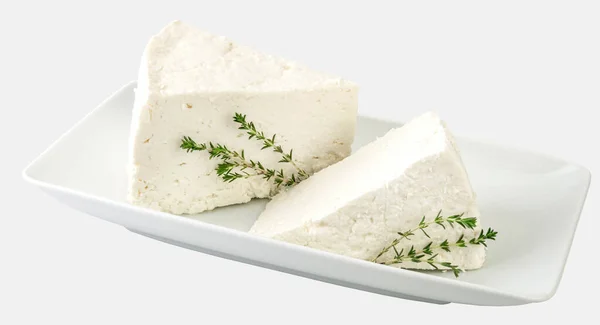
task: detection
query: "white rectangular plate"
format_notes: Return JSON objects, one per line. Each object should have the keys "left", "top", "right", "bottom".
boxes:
{"left": 23, "top": 82, "right": 591, "bottom": 306}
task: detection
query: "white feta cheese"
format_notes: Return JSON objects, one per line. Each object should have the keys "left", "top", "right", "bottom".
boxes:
{"left": 250, "top": 112, "right": 486, "bottom": 270}
{"left": 128, "top": 21, "right": 358, "bottom": 214}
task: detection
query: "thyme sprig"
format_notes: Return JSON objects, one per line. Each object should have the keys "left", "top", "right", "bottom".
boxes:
{"left": 372, "top": 210, "right": 477, "bottom": 262}
{"left": 233, "top": 113, "right": 309, "bottom": 180}
{"left": 373, "top": 210, "right": 498, "bottom": 278}
{"left": 180, "top": 113, "right": 307, "bottom": 187}
{"left": 379, "top": 228, "right": 497, "bottom": 277}
{"left": 180, "top": 137, "right": 298, "bottom": 185}
{"left": 380, "top": 245, "right": 463, "bottom": 277}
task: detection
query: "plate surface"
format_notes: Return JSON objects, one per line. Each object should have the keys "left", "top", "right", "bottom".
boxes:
{"left": 23, "top": 82, "right": 591, "bottom": 306}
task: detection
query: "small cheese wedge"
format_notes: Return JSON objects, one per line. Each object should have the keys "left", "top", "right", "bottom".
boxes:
{"left": 250, "top": 112, "right": 486, "bottom": 270}
{"left": 128, "top": 21, "right": 358, "bottom": 214}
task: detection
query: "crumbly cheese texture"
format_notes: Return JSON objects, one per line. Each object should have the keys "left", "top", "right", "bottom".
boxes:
{"left": 250, "top": 112, "right": 486, "bottom": 270}
{"left": 128, "top": 21, "right": 358, "bottom": 214}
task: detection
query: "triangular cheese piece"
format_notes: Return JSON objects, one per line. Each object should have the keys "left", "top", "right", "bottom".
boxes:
{"left": 250, "top": 112, "right": 486, "bottom": 270}
{"left": 128, "top": 21, "right": 358, "bottom": 214}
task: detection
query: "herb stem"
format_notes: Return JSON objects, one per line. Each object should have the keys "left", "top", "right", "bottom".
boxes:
{"left": 381, "top": 252, "right": 463, "bottom": 277}
{"left": 180, "top": 136, "right": 298, "bottom": 186}
{"left": 372, "top": 210, "right": 477, "bottom": 262}
{"left": 377, "top": 227, "right": 498, "bottom": 278}
{"left": 233, "top": 113, "right": 309, "bottom": 180}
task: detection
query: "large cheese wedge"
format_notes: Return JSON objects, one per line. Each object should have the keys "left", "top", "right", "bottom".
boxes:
{"left": 250, "top": 112, "right": 486, "bottom": 270}
{"left": 128, "top": 21, "right": 358, "bottom": 214}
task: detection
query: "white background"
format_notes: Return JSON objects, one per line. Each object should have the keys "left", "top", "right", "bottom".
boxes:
{"left": 1, "top": 0, "right": 599, "bottom": 323}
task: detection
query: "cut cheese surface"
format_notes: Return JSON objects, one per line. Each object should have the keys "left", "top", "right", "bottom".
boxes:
{"left": 128, "top": 21, "right": 358, "bottom": 214}
{"left": 250, "top": 112, "right": 486, "bottom": 270}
